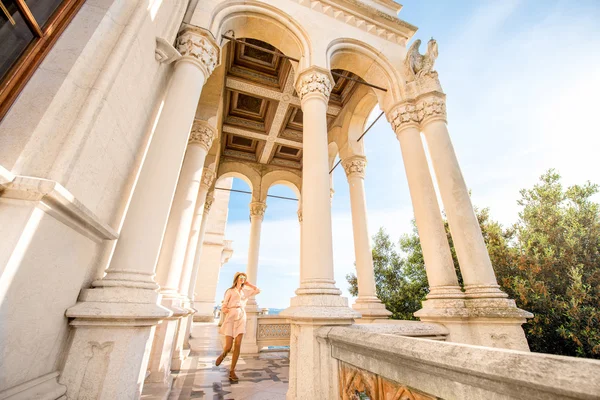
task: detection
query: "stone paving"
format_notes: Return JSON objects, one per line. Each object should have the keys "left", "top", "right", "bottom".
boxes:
{"left": 167, "top": 322, "right": 289, "bottom": 400}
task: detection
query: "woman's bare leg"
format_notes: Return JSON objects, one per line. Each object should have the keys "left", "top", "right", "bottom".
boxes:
{"left": 230, "top": 334, "right": 244, "bottom": 377}
{"left": 216, "top": 335, "right": 233, "bottom": 366}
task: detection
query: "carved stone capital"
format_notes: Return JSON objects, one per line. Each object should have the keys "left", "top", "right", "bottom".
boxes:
{"left": 249, "top": 201, "right": 267, "bottom": 219}
{"left": 201, "top": 168, "right": 216, "bottom": 189}
{"left": 389, "top": 102, "right": 420, "bottom": 134}
{"left": 342, "top": 156, "right": 367, "bottom": 179}
{"left": 204, "top": 194, "right": 215, "bottom": 214}
{"left": 176, "top": 26, "right": 219, "bottom": 77}
{"left": 188, "top": 121, "right": 215, "bottom": 151}
{"left": 416, "top": 96, "right": 447, "bottom": 124}
{"left": 296, "top": 69, "right": 333, "bottom": 101}
{"left": 297, "top": 209, "right": 303, "bottom": 223}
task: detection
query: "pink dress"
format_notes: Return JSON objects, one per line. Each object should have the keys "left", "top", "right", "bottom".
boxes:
{"left": 219, "top": 286, "right": 259, "bottom": 338}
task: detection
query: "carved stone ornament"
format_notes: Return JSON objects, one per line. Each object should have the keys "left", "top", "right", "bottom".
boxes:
{"left": 176, "top": 28, "right": 219, "bottom": 76}
{"left": 404, "top": 38, "right": 438, "bottom": 83}
{"left": 249, "top": 202, "right": 267, "bottom": 218}
{"left": 297, "top": 209, "right": 303, "bottom": 223}
{"left": 204, "top": 195, "right": 214, "bottom": 214}
{"left": 389, "top": 102, "right": 420, "bottom": 132}
{"left": 342, "top": 156, "right": 367, "bottom": 178}
{"left": 188, "top": 121, "right": 215, "bottom": 150}
{"left": 389, "top": 97, "right": 446, "bottom": 132}
{"left": 416, "top": 97, "right": 446, "bottom": 123}
{"left": 201, "top": 169, "right": 216, "bottom": 189}
{"left": 296, "top": 71, "right": 333, "bottom": 101}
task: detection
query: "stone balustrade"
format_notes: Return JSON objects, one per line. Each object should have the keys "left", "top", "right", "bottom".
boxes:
{"left": 256, "top": 315, "right": 291, "bottom": 349}
{"left": 319, "top": 325, "right": 600, "bottom": 400}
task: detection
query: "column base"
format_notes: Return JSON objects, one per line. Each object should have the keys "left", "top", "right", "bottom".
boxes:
{"left": 140, "top": 375, "right": 174, "bottom": 400}
{"left": 415, "top": 297, "right": 533, "bottom": 351}
{"left": 146, "top": 295, "right": 188, "bottom": 383}
{"left": 241, "top": 305, "right": 261, "bottom": 354}
{"left": 171, "top": 298, "right": 195, "bottom": 370}
{"left": 294, "top": 279, "right": 342, "bottom": 296}
{"left": 60, "top": 286, "right": 170, "bottom": 399}
{"left": 352, "top": 297, "right": 392, "bottom": 320}
{"left": 0, "top": 372, "right": 66, "bottom": 400}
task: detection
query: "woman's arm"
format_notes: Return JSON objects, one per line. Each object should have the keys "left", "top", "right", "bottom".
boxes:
{"left": 244, "top": 282, "right": 261, "bottom": 296}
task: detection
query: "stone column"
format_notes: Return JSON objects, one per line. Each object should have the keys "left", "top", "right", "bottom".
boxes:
{"left": 418, "top": 93, "right": 531, "bottom": 350}
{"left": 147, "top": 122, "right": 215, "bottom": 384}
{"left": 342, "top": 155, "right": 391, "bottom": 319}
{"left": 171, "top": 168, "right": 215, "bottom": 370}
{"left": 242, "top": 201, "right": 266, "bottom": 354}
{"left": 387, "top": 102, "right": 464, "bottom": 305}
{"left": 280, "top": 68, "right": 358, "bottom": 400}
{"left": 60, "top": 26, "right": 219, "bottom": 399}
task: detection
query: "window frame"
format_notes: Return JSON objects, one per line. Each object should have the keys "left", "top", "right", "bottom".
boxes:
{"left": 0, "top": 0, "right": 85, "bottom": 121}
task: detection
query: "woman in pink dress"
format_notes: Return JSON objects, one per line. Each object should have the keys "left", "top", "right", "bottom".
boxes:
{"left": 215, "top": 272, "right": 260, "bottom": 381}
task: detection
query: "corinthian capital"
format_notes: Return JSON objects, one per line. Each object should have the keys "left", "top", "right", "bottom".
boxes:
{"left": 188, "top": 120, "right": 215, "bottom": 151}
{"left": 296, "top": 68, "right": 333, "bottom": 101}
{"left": 389, "top": 102, "right": 420, "bottom": 133}
{"left": 249, "top": 201, "right": 267, "bottom": 219}
{"left": 176, "top": 26, "right": 219, "bottom": 77}
{"left": 416, "top": 96, "right": 446, "bottom": 124}
{"left": 342, "top": 156, "right": 367, "bottom": 179}
{"left": 201, "top": 168, "right": 216, "bottom": 189}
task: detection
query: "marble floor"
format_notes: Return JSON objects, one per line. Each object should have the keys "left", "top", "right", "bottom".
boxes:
{"left": 167, "top": 322, "right": 289, "bottom": 400}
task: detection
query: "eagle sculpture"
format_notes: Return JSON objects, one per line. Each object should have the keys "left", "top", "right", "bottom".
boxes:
{"left": 404, "top": 38, "right": 438, "bottom": 81}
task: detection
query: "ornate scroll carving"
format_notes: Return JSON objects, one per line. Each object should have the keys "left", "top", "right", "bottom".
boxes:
{"left": 189, "top": 121, "right": 215, "bottom": 151}
{"left": 342, "top": 156, "right": 367, "bottom": 179}
{"left": 258, "top": 323, "right": 291, "bottom": 339}
{"left": 201, "top": 169, "right": 216, "bottom": 189}
{"left": 78, "top": 342, "right": 114, "bottom": 399}
{"left": 389, "top": 102, "right": 420, "bottom": 132}
{"left": 404, "top": 38, "right": 438, "bottom": 82}
{"left": 296, "top": 71, "right": 333, "bottom": 101}
{"left": 416, "top": 97, "right": 446, "bottom": 123}
{"left": 176, "top": 27, "right": 219, "bottom": 76}
{"left": 339, "top": 362, "right": 438, "bottom": 400}
{"left": 249, "top": 202, "right": 267, "bottom": 218}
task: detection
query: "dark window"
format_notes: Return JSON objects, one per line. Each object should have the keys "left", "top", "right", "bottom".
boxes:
{"left": 0, "top": 0, "right": 84, "bottom": 121}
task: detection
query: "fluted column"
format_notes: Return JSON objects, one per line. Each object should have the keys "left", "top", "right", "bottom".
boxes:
{"left": 342, "top": 156, "right": 391, "bottom": 319}
{"left": 246, "top": 201, "right": 266, "bottom": 308}
{"left": 387, "top": 103, "right": 463, "bottom": 301}
{"left": 60, "top": 26, "right": 220, "bottom": 398}
{"left": 281, "top": 67, "right": 358, "bottom": 400}
{"left": 172, "top": 167, "right": 215, "bottom": 369}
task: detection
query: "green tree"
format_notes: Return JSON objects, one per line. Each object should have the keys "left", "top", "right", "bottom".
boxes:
{"left": 346, "top": 227, "right": 427, "bottom": 320}
{"left": 347, "top": 170, "right": 600, "bottom": 358}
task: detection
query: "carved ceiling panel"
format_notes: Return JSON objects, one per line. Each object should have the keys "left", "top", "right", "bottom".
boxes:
{"left": 220, "top": 38, "right": 365, "bottom": 170}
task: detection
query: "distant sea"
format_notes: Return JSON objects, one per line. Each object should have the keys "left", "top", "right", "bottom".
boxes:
{"left": 267, "top": 308, "right": 284, "bottom": 315}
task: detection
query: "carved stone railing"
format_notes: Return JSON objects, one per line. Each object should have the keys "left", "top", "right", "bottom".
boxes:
{"left": 320, "top": 325, "right": 600, "bottom": 399}
{"left": 256, "top": 315, "right": 290, "bottom": 349}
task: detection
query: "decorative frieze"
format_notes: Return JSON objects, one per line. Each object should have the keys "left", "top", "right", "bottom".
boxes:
{"left": 201, "top": 169, "right": 216, "bottom": 189}
{"left": 176, "top": 27, "right": 219, "bottom": 77}
{"left": 188, "top": 121, "right": 215, "bottom": 151}
{"left": 339, "top": 362, "right": 437, "bottom": 400}
{"left": 342, "top": 156, "right": 367, "bottom": 179}
{"left": 249, "top": 201, "right": 267, "bottom": 218}
{"left": 296, "top": 71, "right": 333, "bottom": 101}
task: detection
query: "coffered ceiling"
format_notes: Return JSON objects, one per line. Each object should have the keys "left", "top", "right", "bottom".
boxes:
{"left": 220, "top": 38, "right": 364, "bottom": 170}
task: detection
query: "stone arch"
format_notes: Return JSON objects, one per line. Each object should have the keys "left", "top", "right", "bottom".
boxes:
{"left": 209, "top": 1, "right": 312, "bottom": 71}
{"left": 326, "top": 38, "right": 404, "bottom": 112}
{"left": 339, "top": 91, "right": 379, "bottom": 160}
{"left": 259, "top": 170, "right": 301, "bottom": 203}
{"left": 216, "top": 161, "right": 261, "bottom": 201}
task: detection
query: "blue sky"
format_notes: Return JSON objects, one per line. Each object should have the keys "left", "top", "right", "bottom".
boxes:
{"left": 215, "top": 0, "right": 600, "bottom": 309}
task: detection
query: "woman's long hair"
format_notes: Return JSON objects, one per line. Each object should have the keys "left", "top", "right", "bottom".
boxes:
{"left": 229, "top": 272, "right": 247, "bottom": 290}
